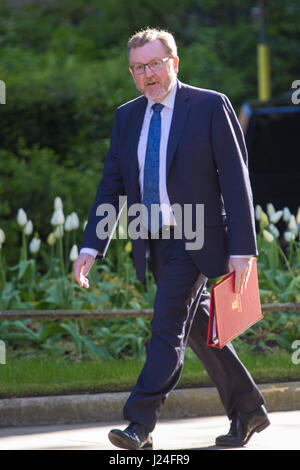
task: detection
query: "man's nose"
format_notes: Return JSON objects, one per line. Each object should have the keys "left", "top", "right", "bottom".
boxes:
{"left": 144, "top": 65, "right": 154, "bottom": 76}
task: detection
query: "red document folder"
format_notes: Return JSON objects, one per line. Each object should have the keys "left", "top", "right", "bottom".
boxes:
{"left": 207, "top": 258, "right": 263, "bottom": 349}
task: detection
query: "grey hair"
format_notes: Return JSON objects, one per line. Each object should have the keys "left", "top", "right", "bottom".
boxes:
{"left": 127, "top": 28, "right": 178, "bottom": 58}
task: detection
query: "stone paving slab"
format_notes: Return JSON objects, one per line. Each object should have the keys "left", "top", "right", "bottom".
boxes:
{"left": 0, "top": 411, "right": 299, "bottom": 450}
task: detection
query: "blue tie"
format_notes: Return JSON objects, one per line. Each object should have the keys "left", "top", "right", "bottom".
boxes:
{"left": 142, "top": 103, "right": 164, "bottom": 234}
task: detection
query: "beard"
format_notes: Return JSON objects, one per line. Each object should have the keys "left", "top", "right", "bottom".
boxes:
{"left": 136, "top": 74, "right": 176, "bottom": 102}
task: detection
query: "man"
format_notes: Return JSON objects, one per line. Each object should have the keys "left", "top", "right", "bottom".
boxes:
{"left": 74, "top": 28, "right": 270, "bottom": 450}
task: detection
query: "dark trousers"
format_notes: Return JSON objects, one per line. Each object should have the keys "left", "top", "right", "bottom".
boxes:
{"left": 123, "top": 232, "right": 264, "bottom": 432}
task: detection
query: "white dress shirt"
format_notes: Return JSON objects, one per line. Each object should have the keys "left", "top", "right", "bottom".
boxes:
{"left": 137, "top": 82, "right": 177, "bottom": 227}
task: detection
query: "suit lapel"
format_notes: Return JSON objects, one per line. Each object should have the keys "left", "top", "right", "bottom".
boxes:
{"left": 166, "top": 81, "right": 191, "bottom": 178}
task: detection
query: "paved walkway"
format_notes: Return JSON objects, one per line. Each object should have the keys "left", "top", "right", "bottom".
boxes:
{"left": 0, "top": 410, "right": 299, "bottom": 450}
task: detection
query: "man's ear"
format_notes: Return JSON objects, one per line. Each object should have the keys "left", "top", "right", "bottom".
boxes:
{"left": 173, "top": 56, "right": 179, "bottom": 74}
{"left": 129, "top": 67, "right": 133, "bottom": 77}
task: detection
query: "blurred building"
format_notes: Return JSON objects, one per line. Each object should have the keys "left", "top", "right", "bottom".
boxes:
{"left": 239, "top": 93, "right": 300, "bottom": 213}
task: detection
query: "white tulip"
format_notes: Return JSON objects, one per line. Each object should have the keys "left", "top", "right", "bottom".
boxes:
{"left": 64, "top": 214, "right": 73, "bottom": 232}
{"left": 71, "top": 212, "right": 79, "bottom": 230}
{"left": 284, "top": 231, "right": 296, "bottom": 242}
{"left": 262, "top": 229, "right": 274, "bottom": 243}
{"left": 270, "top": 210, "right": 283, "bottom": 224}
{"left": 69, "top": 244, "right": 79, "bottom": 261}
{"left": 255, "top": 205, "right": 262, "bottom": 221}
{"left": 51, "top": 208, "right": 65, "bottom": 226}
{"left": 269, "top": 224, "right": 279, "bottom": 239}
{"left": 24, "top": 220, "right": 33, "bottom": 236}
{"left": 296, "top": 207, "right": 300, "bottom": 225}
{"left": 125, "top": 241, "right": 132, "bottom": 253}
{"left": 29, "top": 238, "right": 41, "bottom": 254}
{"left": 266, "top": 203, "right": 275, "bottom": 217}
{"left": 54, "top": 226, "right": 64, "bottom": 239}
{"left": 288, "top": 215, "right": 298, "bottom": 234}
{"left": 64, "top": 212, "right": 80, "bottom": 231}
{"left": 260, "top": 210, "right": 269, "bottom": 230}
{"left": 47, "top": 233, "right": 56, "bottom": 246}
{"left": 118, "top": 223, "right": 126, "bottom": 238}
{"left": 283, "top": 207, "right": 291, "bottom": 222}
{"left": 17, "top": 208, "right": 27, "bottom": 227}
{"left": 0, "top": 228, "right": 5, "bottom": 245}
{"left": 54, "top": 197, "right": 63, "bottom": 210}
{"left": 50, "top": 212, "right": 57, "bottom": 226}
{"left": 83, "top": 220, "right": 88, "bottom": 230}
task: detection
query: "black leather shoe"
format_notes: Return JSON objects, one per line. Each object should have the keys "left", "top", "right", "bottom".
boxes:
{"left": 216, "top": 405, "right": 270, "bottom": 447}
{"left": 108, "top": 422, "right": 153, "bottom": 450}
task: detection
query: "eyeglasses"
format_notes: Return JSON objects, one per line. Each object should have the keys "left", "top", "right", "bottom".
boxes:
{"left": 130, "top": 57, "right": 172, "bottom": 75}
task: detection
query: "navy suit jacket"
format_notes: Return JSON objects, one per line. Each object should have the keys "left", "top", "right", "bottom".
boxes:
{"left": 81, "top": 80, "right": 257, "bottom": 283}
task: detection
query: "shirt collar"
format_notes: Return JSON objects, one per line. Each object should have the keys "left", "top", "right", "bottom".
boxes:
{"left": 147, "top": 80, "right": 177, "bottom": 111}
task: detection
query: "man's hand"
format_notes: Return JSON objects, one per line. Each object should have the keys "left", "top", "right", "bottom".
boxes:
{"left": 74, "top": 253, "right": 95, "bottom": 288}
{"left": 228, "top": 257, "right": 253, "bottom": 294}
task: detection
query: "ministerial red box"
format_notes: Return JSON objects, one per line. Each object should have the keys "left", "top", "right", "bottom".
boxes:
{"left": 207, "top": 258, "right": 263, "bottom": 349}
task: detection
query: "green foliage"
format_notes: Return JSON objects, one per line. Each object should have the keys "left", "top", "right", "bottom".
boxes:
{"left": 0, "top": 52, "right": 134, "bottom": 155}
{"left": 237, "top": 203, "right": 300, "bottom": 353}
{"left": 0, "top": 315, "right": 151, "bottom": 362}
{"left": 0, "top": 143, "right": 104, "bottom": 266}
{"left": 0, "top": 252, "right": 155, "bottom": 361}
{"left": 0, "top": 349, "right": 298, "bottom": 398}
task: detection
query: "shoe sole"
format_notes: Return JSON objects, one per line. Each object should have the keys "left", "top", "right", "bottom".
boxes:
{"left": 242, "top": 418, "right": 271, "bottom": 446}
{"left": 216, "top": 418, "right": 270, "bottom": 447}
{"left": 108, "top": 431, "right": 153, "bottom": 450}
